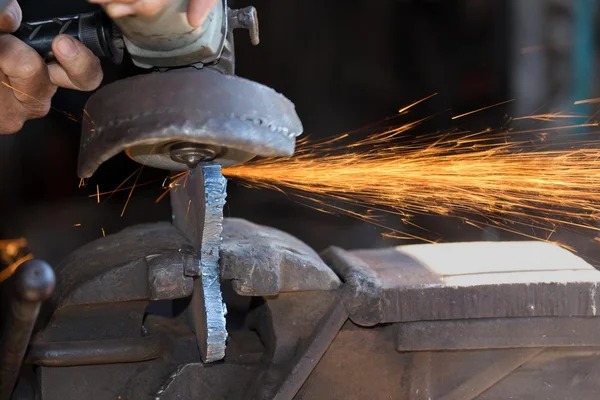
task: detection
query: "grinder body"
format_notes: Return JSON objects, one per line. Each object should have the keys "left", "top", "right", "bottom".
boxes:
{"left": 13, "top": 0, "right": 302, "bottom": 174}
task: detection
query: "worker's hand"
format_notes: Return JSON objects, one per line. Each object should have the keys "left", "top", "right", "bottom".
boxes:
{"left": 91, "top": 0, "right": 218, "bottom": 27}
{"left": 0, "top": 1, "right": 103, "bottom": 134}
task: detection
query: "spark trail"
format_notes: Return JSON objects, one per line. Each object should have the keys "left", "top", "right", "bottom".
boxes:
{"left": 222, "top": 115, "right": 600, "bottom": 243}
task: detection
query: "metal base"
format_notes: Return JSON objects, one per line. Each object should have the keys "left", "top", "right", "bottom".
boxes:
{"left": 7, "top": 225, "right": 600, "bottom": 399}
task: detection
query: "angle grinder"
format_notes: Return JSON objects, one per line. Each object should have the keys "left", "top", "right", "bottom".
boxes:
{"left": 11, "top": 0, "right": 303, "bottom": 177}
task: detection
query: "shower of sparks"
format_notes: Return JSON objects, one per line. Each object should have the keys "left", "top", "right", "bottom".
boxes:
{"left": 81, "top": 91, "right": 600, "bottom": 245}
{"left": 222, "top": 114, "right": 600, "bottom": 243}
{"left": 451, "top": 99, "right": 515, "bottom": 120}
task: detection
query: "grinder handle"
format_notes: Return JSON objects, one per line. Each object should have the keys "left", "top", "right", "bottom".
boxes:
{"left": 13, "top": 12, "right": 124, "bottom": 65}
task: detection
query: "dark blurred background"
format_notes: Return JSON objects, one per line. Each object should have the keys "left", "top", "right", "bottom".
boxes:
{"left": 1, "top": 0, "right": 600, "bottom": 266}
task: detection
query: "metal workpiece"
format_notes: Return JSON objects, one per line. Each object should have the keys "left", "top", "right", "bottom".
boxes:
{"left": 171, "top": 163, "right": 228, "bottom": 363}
{"left": 323, "top": 241, "right": 600, "bottom": 326}
{"left": 111, "top": 0, "right": 225, "bottom": 68}
{"left": 221, "top": 218, "right": 341, "bottom": 296}
{"left": 0, "top": 259, "right": 55, "bottom": 400}
{"left": 78, "top": 67, "right": 303, "bottom": 177}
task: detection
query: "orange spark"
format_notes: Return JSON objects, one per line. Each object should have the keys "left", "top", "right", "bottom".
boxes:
{"left": 1, "top": 80, "right": 81, "bottom": 123}
{"left": 512, "top": 113, "right": 588, "bottom": 122}
{"left": 101, "top": 228, "right": 106, "bottom": 237}
{"left": 156, "top": 171, "right": 189, "bottom": 203}
{"left": 1, "top": 80, "right": 44, "bottom": 104}
{"left": 96, "top": 185, "right": 101, "bottom": 204}
{"left": 398, "top": 93, "right": 438, "bottom": 114}
{"left": 73, "top": 223, "right": 82, "bottom": 227}
{"left": 104, "top": 167, "right": 143, "bottom": 204}
{"left": 575, "top": 98, "right": 600, "bottom": 105}
{"left": 452, "top": 99, "right": 515, "bottom": 120}
{"left": 121, "top": 167, "right": 144, "bottom": 217}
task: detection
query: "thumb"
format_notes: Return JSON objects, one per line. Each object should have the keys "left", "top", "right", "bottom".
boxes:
{"left": 0, "top": 0, "right": 21, "bottom": 33}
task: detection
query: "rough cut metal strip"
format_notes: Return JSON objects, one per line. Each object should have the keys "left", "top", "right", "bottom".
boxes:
{"left": 171, "top": 163, "right": 228, "bottom": 363}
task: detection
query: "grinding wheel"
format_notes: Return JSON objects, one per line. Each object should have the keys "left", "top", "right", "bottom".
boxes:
{"left": 78, "top": 68, "right": 303, "bottom": 178}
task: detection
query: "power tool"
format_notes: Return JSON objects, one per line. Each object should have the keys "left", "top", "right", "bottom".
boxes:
{"left": 12, "top": 1, "right": 302, "bottom": 175}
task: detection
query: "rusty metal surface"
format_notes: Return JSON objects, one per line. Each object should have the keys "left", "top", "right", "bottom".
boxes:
{"left": 38, "top": 315, "right": 202, "bottom": 400}
{"left": 46, "top": 222, "right": 189, "bottom": 311}
{"left": 78, "top": 68, "right": 303, "bottom": 177}
{"left": 396, "top": 316, "right": 600, "bottom": 352}
{"left": 38, "top": 301, "right": 149, "bottom": 343}
{"left": 295, "top": 321, "right": 600, "bottom": 400}
{"left": 147, "top": 251, "right": 195, "bottom": 300}
{"left": 170, "top": 163, "right": 228, "bottom": 363}
{"left": 323, "top": 243, "right": 600, "bottom": 326}
{"left": 247, "top": 291, "right": 348, "bottom": 400}
{"left": 27, "top": 337, "right": 163, "bottom": 367}
{"left": 221, "top": 218, "right": 340, "bottom": 296}
{"left": 156, "top": 363, "right": 256, "bottom": 399}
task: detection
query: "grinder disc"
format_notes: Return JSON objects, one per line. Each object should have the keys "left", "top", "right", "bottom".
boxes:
{"left": 78, "top": 67, "right": 303, "bottom": 178}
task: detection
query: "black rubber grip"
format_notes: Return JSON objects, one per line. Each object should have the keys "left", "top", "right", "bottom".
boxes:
{"left": 14, "top": 12, "right": 124, "bottom": 65}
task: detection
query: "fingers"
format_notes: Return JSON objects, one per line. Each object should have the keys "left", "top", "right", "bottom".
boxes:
{"left": 91, "top": 0, "right": 172, "bottom": 19}
{"left": 88, "top": 0, "right": 217, "bottom": 26}
{"left": 188, "top": 0, "right": 217, "bottom": 27}
{"left": 48, "top": 35, "right": 103, "bottom": 91}
{"left": 0, "top": 0, "right": 22, "bottom": 33}
{"left": 0, "top": 34, "right": 56, "bottom": 133}
{"left": 0, "top": 34, "right": 55, "bottom": 116}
